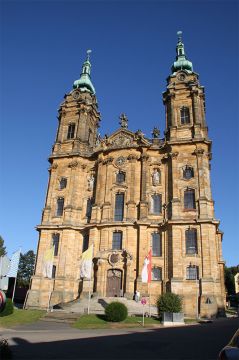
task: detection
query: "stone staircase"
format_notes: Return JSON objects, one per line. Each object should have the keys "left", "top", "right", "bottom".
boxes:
{"left": 61, "top": 296, "right": 158, "bottom": 316}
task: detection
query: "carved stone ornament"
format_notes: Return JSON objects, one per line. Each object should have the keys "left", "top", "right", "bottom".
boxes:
{"left": 115, "top": 156, "right": 126, "bottom": 167}
{"left": 50, "top": 163, "right": 58, "bottom": 171}
{"left": 111, "top": 133, "right": 133, "bottom": 147}
{"left": 193, "top": 148, "right": 204, "bottom": 156}
{"left": 68, "top": 160, "right": 78, "bottom": 168}
{"left": 108, "top": 252, "right": 120, "bottom": 266}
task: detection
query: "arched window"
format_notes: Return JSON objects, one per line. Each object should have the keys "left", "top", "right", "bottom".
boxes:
{"left": 112, "top": 231, "right": 122, "bottom": 250}
{"left": 116, "top": 171, "right": 125, "bottom": 184}
{"left": 152, "top": 267, "right": 162, "bottom": 281}
{"left": 186, "top": 265, "right": 199, "bottom": 280}
{"left": 114, "top": 193, "right": 124, "bottom": 221}
{"left": 52, "top": 233, "right": 60, "bottom": 256}
{"left": 185, "top": 229, "right": 197, "bottom": 254}
{"left": 180, "top": 107, "right": 190, "bottom": 124}
{"left": 151, "top": 194, "right": 162, "bottom": 214}
{"left": 183, "top": 166, "right": 194, "bottom": 180}
{"left": 67, "top": 123, "right": 75, "bottom": 139}
{"left": 184, "top": 189, "right": 196, "bottom": 209}
{"left": 82, "top": 233, "right": 89, "bottom": 252}
{"left": 59, "top": 177, "right": 67, "bottom": 190}
{"left": 151, "top": 233, "right": 162, "bottom": 257}
{"left": 56, "top": 197, "right": 64, "bottom": 216}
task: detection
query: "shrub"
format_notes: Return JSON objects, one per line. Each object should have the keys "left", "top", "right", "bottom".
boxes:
{"left": 157, "top": 293, "right": 182, "bottom": 315}
{"left": 105, "top": 301, "right": 128, "bottom": 322}
{"left": 0, "top": 298, "right": 14, "bottom": 317}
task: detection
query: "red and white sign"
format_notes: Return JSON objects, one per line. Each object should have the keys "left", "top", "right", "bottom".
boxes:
{"left": 141, "top": 298, "right": 147, "bottom": 305}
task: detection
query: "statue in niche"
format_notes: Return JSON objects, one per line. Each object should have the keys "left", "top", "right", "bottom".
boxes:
{"left": 87, "top": 175, "right": 95, "bottom": 191}
{"left": 152, "top": 169, "right": 160, "bottom": 186}
{"left": 95, "top": 133, "right": 101, "bottom": 146}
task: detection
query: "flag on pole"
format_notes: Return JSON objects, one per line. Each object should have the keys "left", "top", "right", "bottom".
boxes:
{"left": 80, "top": 245, "right": 93, "bottom": 279}
{"left": 42, "top": 246, "right": 55, "bottom": 278}
{"left": 141, "top": 249, "right": 152, "bottom": 283}
{"left": 7, "top": 250, "right": 21, "bottom": 278}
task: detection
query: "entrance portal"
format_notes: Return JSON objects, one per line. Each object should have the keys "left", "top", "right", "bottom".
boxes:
{"left": 106, "top": 269, "right": 122, "bottom": 297}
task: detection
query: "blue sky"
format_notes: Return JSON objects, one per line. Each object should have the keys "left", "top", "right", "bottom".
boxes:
{"left": 1, "top": 1, "right": 238, "bottom": 266}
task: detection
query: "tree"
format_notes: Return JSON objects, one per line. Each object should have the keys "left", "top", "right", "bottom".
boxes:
{"left": 17, "top": 250, "right": 36, "bottom": 288}
{"left": 0, "top": 236, "right": 7, "bottom": 256}
{"left": 224, "top": 265, "right": 239, "bottom": 295}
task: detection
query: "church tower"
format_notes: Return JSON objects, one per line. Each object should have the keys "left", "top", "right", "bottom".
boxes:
{"left": 26, "top": 35, "right": 225, "bottom": 318}
{"left": 163, "top": 32, "right": 225, "bottom": 316}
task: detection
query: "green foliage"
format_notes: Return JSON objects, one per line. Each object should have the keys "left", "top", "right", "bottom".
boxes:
{"left": 157, "top": 292, "right": 182, "bottom": 314}
{"left": 105, "top": 302, "right": 128, "bottom": 322}
{"left": 17, "top": 250, "right": 36, "bottom": 287}
{"left": 0, "top": 235, "right": 7, "bottom": 256}
{"left": 0, "top": 298, "right": 14, "bottom": 317}
{"left": 224, "top": 265, "right": 239, "bottom": 295}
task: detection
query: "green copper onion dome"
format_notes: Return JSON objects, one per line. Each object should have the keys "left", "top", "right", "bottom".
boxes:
{"left": 171, "top": 31, "right": 193, "bottom": 74}
{"left": 73, "top": 50, "right": 96, "bottom": 94}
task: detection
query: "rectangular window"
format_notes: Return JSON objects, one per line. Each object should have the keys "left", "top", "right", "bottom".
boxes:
{"left": 114, "top": 193, "right": 124, "bottom": 221}
{"left": 67, "top": 123, "right": 75, "bottom": 139}
{"left": 112, "top": 232, "right": 122, "bottom": 250}
{"left": 59, "top": 178, "right": 67, "bottom": 190}
{"left": 186, "top": 229, "right": 197, "bottom": 254}
{"left": 52, "top": 265, "right": 56, "bottom": 279}
{"left": 180, "top": 107, "right": 190, "bottom": 124}
{"left": 152, "top": 233, "right": 162, "bottom": 256}
{"left": 52, "top": 233, "right": 60, "bottom": 256}
{"left": 116, "top": 171, "right": 125, "bottom": 184}
{"left": 186, "top": 266, "right": 198, "bottom": 280}
{"left": 82, "top": 234, "right": 89, "bottom": 252}
{"left": 56, "top": 198, "right": 64, "bottom": 216}
{"left": 184, "top": 189, "right": 196, "bottom": 209}
{"left": 151, "top": 194, "right": 162, "bottom": 214}
{"left": 152, "top": 267, "right": 162, "bottom": 281}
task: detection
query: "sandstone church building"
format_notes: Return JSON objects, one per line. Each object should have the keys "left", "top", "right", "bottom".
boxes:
{"left": 26, "top": 32, "right": 225, "bottom": 317}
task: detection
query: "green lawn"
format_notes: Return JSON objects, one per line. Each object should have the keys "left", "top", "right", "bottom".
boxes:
{"left": 72, "top": 314, "right": 162, "bottom": 329}
{"left": 0, "top": 309, "right": 46, "bottom": 328}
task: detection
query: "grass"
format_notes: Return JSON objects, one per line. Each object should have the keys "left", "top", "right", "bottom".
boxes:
{"left": 72, "top": 314, "right": 162, "bottom": 329}
{"left": 0, "top": 309, "right": 46, "bottom": 328}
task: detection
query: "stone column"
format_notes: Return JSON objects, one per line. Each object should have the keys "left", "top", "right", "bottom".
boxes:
{"left": 127, "top": 154, "right": 137, "bottom": 220}
{"left": 169, "top": 152, "right": 180, "bottom": 219}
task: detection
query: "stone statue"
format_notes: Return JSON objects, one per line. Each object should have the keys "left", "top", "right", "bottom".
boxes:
{"left": 88, "top": 175, "right": 94, "bottom": 191}
{"left": 152, "top": 127, "right": 160, "bottom": 138}
{"left": 95, "top": 133, "right": 101, "bottom": 146}
{"left": 152, "top": 169, "right": 160, "bottom": 186}
{"left": 119, "top": 113, "right": 128, "bottom": 129}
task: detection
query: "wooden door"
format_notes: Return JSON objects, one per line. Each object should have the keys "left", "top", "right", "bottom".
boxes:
{"left": 106, "top": 269, "right": 122, "bottom": 297}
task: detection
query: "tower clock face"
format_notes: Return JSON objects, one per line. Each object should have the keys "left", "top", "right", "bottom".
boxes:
{"left": 177, "top": 72, "right": 186, "bottom": 81}
{"left": 72, "top": 90, "right": 80, "bottom": 99}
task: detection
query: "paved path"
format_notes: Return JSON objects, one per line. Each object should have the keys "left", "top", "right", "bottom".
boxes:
{"left": 1, "top": 318, "right": 238, "bottom": 359}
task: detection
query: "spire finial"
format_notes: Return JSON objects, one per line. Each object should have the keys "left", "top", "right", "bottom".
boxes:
{"left": 177, "top": 30, "right": 183, "bottom": 42}
{"left": 86, "top": 49, "right": 92, "bottom": 61}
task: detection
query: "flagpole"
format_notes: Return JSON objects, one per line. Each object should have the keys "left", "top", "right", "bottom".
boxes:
{"left": 87, "top": 243, "right": 94, "bottom": 315}
{"left": 11, "top": 276, "right": 17, "bottom": 302}
{"left": 11, "top": 248, "right": 21, "bottom": 303}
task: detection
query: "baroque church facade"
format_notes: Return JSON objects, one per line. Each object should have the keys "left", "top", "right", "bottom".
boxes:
{"left": 26, "top": 32, "right": 225, "bottom": 317}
